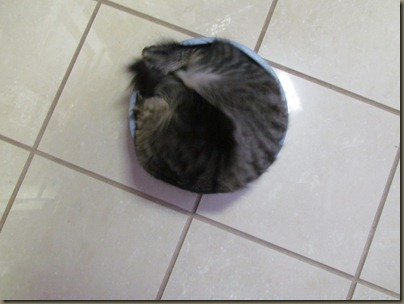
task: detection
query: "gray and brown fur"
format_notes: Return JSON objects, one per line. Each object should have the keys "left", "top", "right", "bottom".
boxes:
{"left": 128, "top": 39, "right": 288, "bottom": 193}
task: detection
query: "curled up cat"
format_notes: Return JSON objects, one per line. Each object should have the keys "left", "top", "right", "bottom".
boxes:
{"left": 128, "top": 39, "right": 288, "bottom": 194}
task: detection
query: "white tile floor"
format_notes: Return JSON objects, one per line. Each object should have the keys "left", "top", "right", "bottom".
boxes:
{"left": 0, "top": 0, "right": 400, "bottom": 300}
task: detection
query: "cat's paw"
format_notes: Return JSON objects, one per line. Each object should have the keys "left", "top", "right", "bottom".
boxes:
{"left": 134, "top": 97, "right": 170, "bottom": 131}
{"left": 133, "top": 105, "right": 141, "bottom": 121}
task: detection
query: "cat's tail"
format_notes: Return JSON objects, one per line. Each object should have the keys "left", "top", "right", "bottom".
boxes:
{"left": 128, "top": 59, "right": 165, "bottom": 97}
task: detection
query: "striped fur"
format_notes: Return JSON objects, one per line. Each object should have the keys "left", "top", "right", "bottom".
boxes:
{"left": 128, "top": 40, "right": 288, "bottom": 193}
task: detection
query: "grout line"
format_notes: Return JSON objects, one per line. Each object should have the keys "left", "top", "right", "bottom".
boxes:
{"left": 155, "top": 194, "right": 202, "bottom": 299}
{"left": 35, "top": 150, "right": 191, "bottom": 217}
{"left": 31, "top": 1, "right": 102, "bottom": 151}
{"left": 155, "top": 216, "right": 193, "bottom": 300}
{"left": 193, "top": 214, "right": 354, "bottom": 282}
{"left": 0, "top": 2, "right": 102, "bottom": 233}
{"left": 254, "top": 0, "right": 278, "bottom": 53}
{"left": 267, "top": 60, "right": 400, "bottom": 116}
{"left": 0, "top": 153, "right": 35, "bottom": 232}
{"left": 101, "top": 0, "right": 202, "bottom": 38}
{"left": 35, "top": 146, "right": 400, "bottom": 295}
{"left": 105, "top": 0, "right": 400, "bottom": 117}
{"left": 192, "top": 194, "right": 203, "bottom": 213}
{"left": 2, "top": 0, "right": 398, "bottom": 296}
{"left": 0, "top": 134, "right": 33, "bottom": 152}
{"left": 105, "top": 0, "right": 399, "bottom": 118}
{"left": 356, "top": 278, "right": 401, "bottom": 299}
{"left": 35, "top": 145, "right": 401, "bottom": 299}
{"left": 0, "top": 0, "right": 399, "bottom": 299}
{"left": 13, "top": 146, "right": 402, "bottom": 299}
{"left": 346, "top": 145, "right": 401, "bottom": 300}
{"left": 33, "top": 152, "right": 198, "bottom": 300}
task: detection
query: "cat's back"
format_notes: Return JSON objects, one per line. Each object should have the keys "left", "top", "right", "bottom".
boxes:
{"left": 129, "top": 39, "right": 288, "bottom": 193}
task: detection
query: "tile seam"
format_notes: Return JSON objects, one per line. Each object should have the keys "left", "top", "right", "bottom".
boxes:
{"left": 155, "top": 216, "right": 194, "bottom": 300}
{"left": 155, "top": 194, "right": 203, "bottom": 298}
{"left": 356, "top": 278, "right": 400, "bottom": 299}
{"left": 254, "top": 0, "right": 278, "bottom": 52}
{"left": 36, "top": 149, "right": 202, "bottom": 300}
{"left": 1, "top": 1, "right": 398, "bottom": 298}
{"left": 0, "top": 0, "right": 399, "bottom": 290}
{"left": 33, "top": 147, "right": 401, "bottom": 294}
{"left": 104, "top": 1, "right": 399, "bottom": 115}
{"left": 35, "top": 147, "right": 353, "bottom": 283}
{"left": 0, "top": 1, "right": 102, "bottom": 233}
{"left": 35, "top": 149, "right": 200, "bottom": 300}
{"left": 191, "top": 214, "right": 401, "bottom": 299}
{"left": 35, "top": 150, "right": 192, "bottom": 216}
{"left": 192, "top": 194, "right": 203, "bottom": 213}
{"left": 346, "top": 145, "right": 401, "bottom": 300}
{"left": 0, "top": 153, "right": 35, "bottom": 232}
{"left": 192, "top": 214, "right": 354, "bottom": 282}
{"left": 0, "top": 134, "right": 32, "bottom": 152}
{"left": 11, "top": 149, "right": 400, "bottom": 299}
{"left": 101, "top": 0, "right": 202, "bottom": 38}
{"left": 31, "top": 1, "right": 102, "bottom": 151}
{"left": 266, "top": 60, "right": 400, "bottom": 116}
{"left": 37, "top": 148, "right": 197, "bottom": 300}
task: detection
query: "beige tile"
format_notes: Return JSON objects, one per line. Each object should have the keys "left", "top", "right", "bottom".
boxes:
{"left": 0, "top": 155, "right": 187, "bottom": 300}
{"left": 0, "top": 0, "right": 96, "bottom": 146}
{"left": 197, "top": 69, "right": 400, "bottom": 274}
{"left": 163, "top": 219, "right": 351, "bottom": 300}
{"left": 112, "top": 0, "right": 273, "bottom": 49}
{"left": 39, "top": 5, "right": 198, "bottom": 211}
{"left": 360, "top": 162, "right": 400, "bottom": 293}
{"left": 260, "top": 0, "right": 400, "bottom": 109}
{"left": 0, "top": 141, "right": 29, "bottom": 217}
{"left": 352, "top": 284, "right": 397, "bottom": 300}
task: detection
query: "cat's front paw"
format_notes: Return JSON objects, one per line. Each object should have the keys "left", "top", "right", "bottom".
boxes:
{"left": 134, "top": 97, "right": 170, "bottom": 131}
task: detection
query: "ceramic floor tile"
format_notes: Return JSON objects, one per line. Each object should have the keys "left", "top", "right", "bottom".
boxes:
{"left": 163, "top": 219, "right": 351, "bottom": 300}
{"left": 0, "top": 141, "right": 29, "bottom": 217}
{"left": 112, "top": 0, "right": 273, "bottom": 49}
{"left": 0, "top": 0, "right": 96, "bottom": 146}
{"left": 39, "top": 5, "right": 198, "bottom": 211}
{"left": 0, "top": 155, "right": 187, "bottom": 300}
{"left": 197, "top": 69, "right": 400, "bottom": 275}
{"left": 260, "top": 0, "right": 400, "bottom": 109}
{"left": 360, "top": 162, "right": 400, "bottom": 293}
{"left": 352, "top": 284, "right": 398, "bottom": 300}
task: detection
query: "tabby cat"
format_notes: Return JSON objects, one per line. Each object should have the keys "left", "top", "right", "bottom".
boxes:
{"left": 128, "top": 39, "right": 288, "bottom": 193}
